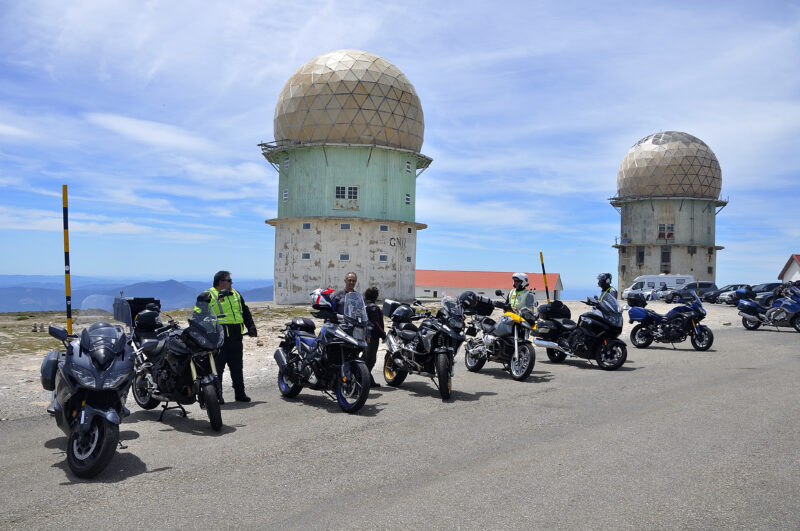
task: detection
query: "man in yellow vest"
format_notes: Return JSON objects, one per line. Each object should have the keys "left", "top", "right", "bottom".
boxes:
{"left": 206, "top": 270, "right": 257, "bottom": 403}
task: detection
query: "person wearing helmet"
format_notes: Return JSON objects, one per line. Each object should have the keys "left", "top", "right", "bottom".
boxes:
{"left": 508, "top": 272, "right": 535, "bottom": 313}
{"left": 596, "top": 272, "right": 618, "bottom": 302}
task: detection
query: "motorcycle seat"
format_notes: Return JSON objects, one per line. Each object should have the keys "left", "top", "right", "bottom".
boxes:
{"left": 296, "top": 330, "right": 316, "bottom": 338}
{"left": 554, "top": 318, "right": 577, "bottom": 331}
{"left": 398, "top": 329, "right": 417, "bottom": 342}
{"left": 479, "top": 318, "right": 496, "bottom": 334}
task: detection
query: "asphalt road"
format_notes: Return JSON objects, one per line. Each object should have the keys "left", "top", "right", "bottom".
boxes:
{"left": 1, "top": 326, "right": 798, "bottom": 529}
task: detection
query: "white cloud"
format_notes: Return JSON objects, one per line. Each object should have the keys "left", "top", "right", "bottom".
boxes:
{"left": 0, "top": 122, "right": 35, "bottom": 139}
{"left": 86, "top": 113, "right": 213, "bottom": 152}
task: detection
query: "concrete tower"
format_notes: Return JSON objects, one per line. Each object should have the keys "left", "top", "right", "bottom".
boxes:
{"left": 611, "top": 131, "right": 727, "bottom": 290}
{"left": 261, "top": 50, "right": 432, "bottom": 304}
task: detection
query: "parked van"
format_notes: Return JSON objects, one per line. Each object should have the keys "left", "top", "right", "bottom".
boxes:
{"left": 621, "top": 274, "right": 694, "bottom": 300}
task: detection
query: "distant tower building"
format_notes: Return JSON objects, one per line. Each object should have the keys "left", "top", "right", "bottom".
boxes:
{"left": 260, "top": 50, "right": 432, "bottom": 304}
{"left": 611, "top": 131, "right": 727, "bottom": 290}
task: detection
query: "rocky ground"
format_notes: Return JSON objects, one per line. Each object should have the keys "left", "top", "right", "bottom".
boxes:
{"left": 0, "top": 298, "right": 745, "bottom": 421}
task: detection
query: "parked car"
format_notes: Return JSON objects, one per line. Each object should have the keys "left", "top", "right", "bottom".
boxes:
{"left": 755, "top": 286, "right": 783, "bottom": 307}
{"left": 702, "top": 284, "right": 749, "bottom": 304}
{"left": 719, "top": 288, "right": 746, "bottom": 305}
{"left": 664, "top": 281, "right": 718, "bottom": 303}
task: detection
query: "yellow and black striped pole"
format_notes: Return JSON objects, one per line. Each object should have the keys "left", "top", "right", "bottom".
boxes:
{"left": 540, "top": 251, "right": 551, "bottom": 304}
{"left": 62, "top": 185, "right": 73, "bottom": 334}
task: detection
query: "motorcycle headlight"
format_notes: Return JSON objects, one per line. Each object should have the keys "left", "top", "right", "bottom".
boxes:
{"left": 71, "top": 365, "right": 96, "bottom": 388}
{"left": 103, "top": 369, "right": 131, "bottom": 389}
{"left": 353, "top": 327, "right": 365, "bottom": 341}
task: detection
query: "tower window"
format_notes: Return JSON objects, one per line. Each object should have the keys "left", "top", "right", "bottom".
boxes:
{"left": 301, "top": 252, "right": 310, "bottom": 260}
{"left": 658, "top": 224, "right": 665, "bottom": 239}
{"left": 405, "top": 194, "right": 411, "bottom": 205}
{"left": 708, "top": 247, "right": 714, "bottom": 255}
{"left": 282, "top": 189, "right": 288, "bottom": 202}
{"left": 405, "top": 161, "right": 412, "bottom": 173}
{"left": 340, "top": 223, "right": 350, "bottom": 230}
{"left": 406, "top": 257, "right": 412, "bottom": 263}
{"left": 379, "top": 255, "right": 388, "bottom": 262}
{"left": 302, "top": 222, "right": 311, "bottom": 230}
{"left": 278, "top": 252, "right": 283, "bottom": 258}
{"left": 340, "top": 253, "right": 350, "bottom": 261}
{"left": 637, "top": 246, "right": 645, "bottom": 265}
{"left": 688, "top": 246, "right": 696, "bottom": 255}
{"left": 407, "top": 227, "right": 412, "bottom": 234}
{"left": 620, "top": 247, "right": 626, "bottom": 254}
{"left": 277, "top": 281, "right": 283, "bottom": 287}
{"left": 283, "top": 156, "right": 289, "bottom": 169}
{"left": 666, "top": 224, "right": 674, "bottom": 239}
{"left": 708, "top": 266, "right": 713, "bottom": 274}
{"left": 379, "top": 224, "right": 388, "bottom": 232}
{"left": 335, "top": 186, "right": 346, "bottom": 199}
{"left": 621, "top": 265, "right": 626, "bottom": 273}
{"left": 661, "top": 246, "right": 671, "bottom": 264}
{"left": 347, "top": 186, "right": 358, "bottom": 199}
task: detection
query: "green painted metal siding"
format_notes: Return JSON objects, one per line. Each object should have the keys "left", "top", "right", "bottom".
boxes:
{"left": 277, "top": 145, "right": 418, "bottom": 222}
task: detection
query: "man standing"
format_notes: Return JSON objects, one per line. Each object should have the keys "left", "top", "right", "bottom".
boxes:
{"left": 205, "top": 270, "right": 257, "bottom": 403}
{"left": 332, "top": 271, "right": 359, "bottom": 311}
{"left": 363, "top": 286, "right": 385, "bottom": 387}
{"left": 508, "top": 272, "right": 535, "bottom": 312}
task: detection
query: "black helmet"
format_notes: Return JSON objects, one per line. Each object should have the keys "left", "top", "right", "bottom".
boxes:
{"left": 458, "top": 290, "right": 477, "bottom": 309}
{"left": 391, "top": 305, "right": 414, "bottom": 323}
{"left": 597, "top": 272, "right": 612, "bottom": 289}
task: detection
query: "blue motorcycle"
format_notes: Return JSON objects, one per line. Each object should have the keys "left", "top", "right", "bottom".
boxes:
{"left": 737, "top": 284, "right": 800, "bottom": 332}
{"left": 627, "top": 292, "right": 714, "bottom": 351}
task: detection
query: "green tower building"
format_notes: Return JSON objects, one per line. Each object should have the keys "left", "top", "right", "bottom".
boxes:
{"left": 261, "top": 50, "right": 432, "bottom": 304}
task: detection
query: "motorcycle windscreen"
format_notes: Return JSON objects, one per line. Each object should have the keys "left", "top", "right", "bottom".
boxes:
{"left": 340, "top": 292, "right": 368, "bottom": 325}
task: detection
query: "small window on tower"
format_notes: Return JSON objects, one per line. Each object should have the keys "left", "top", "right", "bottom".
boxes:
{"left": 278, "top": 252, "right": 283, "bottom": 258}
{"left": 277, "top": 281, "right": 283, "bottom": 287}
{"left": 379, "top": 255, "right": 388, "bottom": 262}
{"left": 620, "top": 247, "right": 626, "bottom": 254}
{"left": 405, "top": 193, "right": 411, "bottom": 205}
{"left": 637, "top": 246, "right": 645, "bottom": 264}
{"left": 379, "top": 225, "right": 388, "bottom": 232}
{"left": 302, "top": 222, "right": 311, "bottom": 230}
{"left": 708, "top": 266, "right": 713, "bottom": 274}
{"left": 347, "top": 186, "right": 358, "bottom": 200}
{"left": 406, "top": 257, "right": 412, "bottom": 263}
{"left": 661, "top": 246, "right": 671, "bottom": 264}
{"left": 666, "top": 224, "right": 674, "bottom": 239}
{"left": 283, "top": 156, "right": 289, "bottom": 169}
{"left": 340, "top": 223, "right": 350, "bottom": 230}
{"left": 282, "top": 189, "right": 288, "bottom": 202}
{"left": 335, "top": 186, "right": 346, "bottom": 199}
{"left": 405, "top": 160, "right": 412, "bottom": 173}
{"left": 407, "top": 227, "right": 412, "bottom": 234}
{"left": 658, "top": 224, "right": 666, "bottom": 239}
{"left": 708, "top": 247, "right": 714, "bottom": 255}
{"left": 301, "top": 253, "right": 310, "bottom": 260}
{"left": 340, "top": 253, "right": 350, "bottom": 261}
{"left": 688, "top": 246, "right": 696, "bottom": 255}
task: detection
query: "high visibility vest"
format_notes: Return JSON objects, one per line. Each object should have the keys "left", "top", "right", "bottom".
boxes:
{"left": 205, "top": 287, "right": 245, "bottom": 334}
{"left": 509, "top": 289, "right": 533, "bottom": 312}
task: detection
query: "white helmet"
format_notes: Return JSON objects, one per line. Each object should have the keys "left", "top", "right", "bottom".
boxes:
{"left": 512, "top": 272, "right": 529, "bottom": 289}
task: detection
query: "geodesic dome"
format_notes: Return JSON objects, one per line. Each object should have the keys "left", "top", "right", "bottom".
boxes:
{"left": 273, "top": 49, "right": 424, "bottom": 152}
{"left": 616, "top": 131, "right": 721, "bottom": 199}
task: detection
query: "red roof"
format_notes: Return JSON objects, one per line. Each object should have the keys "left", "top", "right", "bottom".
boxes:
{"left": 778, "top": 254, "right": 800, "bottom": 279}
{"left": 415, "top": 270, "right": 560, "bottom": 291}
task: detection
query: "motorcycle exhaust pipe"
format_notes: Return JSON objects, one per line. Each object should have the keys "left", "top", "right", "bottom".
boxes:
{"left": 274, "top": 348, "right": 293, "bottom": 377}
{"left": 533, "top": 338, "right": 577, "bottom": 357}
{"left": 737, "top": 311, "right": 762, "bottom": 323}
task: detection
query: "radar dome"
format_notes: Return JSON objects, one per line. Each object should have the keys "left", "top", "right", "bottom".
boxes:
{"left": 273, "top": 49, "right": 424, "bottom": 152}
{"left": 616, "top": 131, "right": 721, "bottom": 199}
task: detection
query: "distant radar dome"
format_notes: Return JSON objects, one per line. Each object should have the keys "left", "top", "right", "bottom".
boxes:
{"left": 616, "top": 131, "right": 721, "bottom": 199}
{"left": 273, "top": 49, "right": 424, "bottom": 152}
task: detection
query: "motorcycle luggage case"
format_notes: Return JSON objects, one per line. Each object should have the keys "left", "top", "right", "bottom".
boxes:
{"left": 116, "top": 297, "right": 160, "bottom": 321}
{"left": 626, "top": 293, "right": 647, "bottom": 308}
{"left": 290, "top": 317, "right": 316, "bottom": 333}
{"left": 538, "top": 300, "right": 571, "bottom": 319}
{"left": 473, "top": 296, "right": 494, "bottom": 316}
{"left": 40, "top": 350, "right": 64, "bottom": 391}
{"left": 383, "top": 300, "right": 402, "bottom": 319}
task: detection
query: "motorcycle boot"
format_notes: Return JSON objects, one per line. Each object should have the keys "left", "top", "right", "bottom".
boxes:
{"left": 231, "top": 372, "right": 250, "bottom": 402}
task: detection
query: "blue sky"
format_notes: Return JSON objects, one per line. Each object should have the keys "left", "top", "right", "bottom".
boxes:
{"left": 1, "top": 1, "right": 798, "bottom": 289}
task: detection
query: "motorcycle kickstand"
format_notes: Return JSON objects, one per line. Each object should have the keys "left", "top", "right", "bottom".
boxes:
{"left": 118, "top": 440, "right": 128, "bottom": 450}
{"left": 158, "top": 402, "right": 188, "bottom": 421}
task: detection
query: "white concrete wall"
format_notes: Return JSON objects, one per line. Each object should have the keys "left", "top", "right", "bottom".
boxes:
{"left": 781, "top": 261, "right": 800, "bottom": 282}
{"left": 271, "top": 217, "right": 420, "bottom": 304}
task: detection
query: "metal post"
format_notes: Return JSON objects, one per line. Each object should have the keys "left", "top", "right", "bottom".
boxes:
{"left": 62, "top": 185, "right": 73, "bottom": 334}
{"left": 540, "top": 251, "right": 551, "bottom": 304}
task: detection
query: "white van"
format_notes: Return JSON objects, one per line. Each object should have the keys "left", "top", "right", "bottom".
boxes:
{"left": 621, "top": 274, "right": 695, "bottom": 299}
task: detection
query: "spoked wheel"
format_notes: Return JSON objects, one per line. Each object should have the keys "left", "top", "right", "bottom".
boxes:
{"left": 436, "top": 353, "right": 452, "bottom": 400}
{"left": 630, "top": 324, "right": 654, "bottom": 349}
{"left": 690, "top": 325, "right": 714, "bottom": 351}
{"left": 509, "top": 343, "right": 535, "bottom": 381}
{"left": 792, "top": 315, "right": 800, "bottom": 333}
{"left": 202, "top": 383, "right": 222, "bottom": 431}
{"left": 383, "top": 352, "right": 408, "bottom": 387}
{"left": 463, "top": 339, "right": 486, "bottom": 372}
{"left": 132, "top": 372, "right": 160, "bottom": 410}
{"left": 594, "top": 340, "right": 627, "bottom": 371}
{"left": 741, "top": 317, "right": 761, "bottom": 330}
{"left": 337, "top": 362, "right": 370, "bottom": 414}
{"left": 278, "top": 367, "right": 303, "bottom": 398}
{"left": 66, "top": 417, "right": 119, "bottom": 478}
{"left": 546, "top": 348, "right": 567, "bottom": 363}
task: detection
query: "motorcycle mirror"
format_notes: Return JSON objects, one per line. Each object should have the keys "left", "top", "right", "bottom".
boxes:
{"left": 48, "top": 324, "right": 68, "bottom": 341}
{"left": 495, "top": 289, "right": 503, "bottom": 296}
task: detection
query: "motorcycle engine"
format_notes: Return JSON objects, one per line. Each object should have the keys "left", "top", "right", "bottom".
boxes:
{"left": 156, "top": 362, "right": 178, "bottom": 394}
{"left": 766, "top": 308, "right": 787, "bottom": 322}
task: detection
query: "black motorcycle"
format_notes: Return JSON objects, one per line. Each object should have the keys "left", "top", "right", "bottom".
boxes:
{"left": 627, "top": 292, "right": 714, "bottom": 351}
{"left": 274, "top": 291, "right": 371, "bottom": 414}
{"left": 462, "top": 290, "right": 537, "bottom": 381}
{"left": 40, "top": 297, "right": 135, "bottom": 478}
{"left": 127, "top": 294, "right": 224, "bottom": 431}
{"left": 382, "top": 296, "right": 467, "bottom": 400}
{"left": 532, "top": 296, "right": 627, "bottom": 370}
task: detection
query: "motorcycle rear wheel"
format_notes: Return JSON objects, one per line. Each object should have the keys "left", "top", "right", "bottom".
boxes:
{"left": 463, "top": 340, "right": 486, "bottom": 372}
{"left": 741, "top": 317, "right": 761, "bottom": 330}
{"left": 792, "top": 315, "right": 800, "bottom": 333}
{"left": 202, "top": 383, "right": 222, "bottom": 431}
{"left": 66, "top": 417, "right": 119, "bottom": 478}
{"left": 509, "top": 343, "right": 535, "bottom": 381}
{"left": 546, "top": 348, "right": 566, "bottom": 363}
{"left": 436, "top": 353, "right": 452, "bottom": 400}
{"left": 690, "top": 325, "right": 714, "bottom": 351}
{"left": 132, "top": 372, "right": 159, "bottom": 410}
{"left": 337, "top": 363, "right": 370, "bottom": 414}
{"left": 383, "top": 353, "right": 408, "bottom": 387}
{"left": 278, "top": 367, "right": 303, "bottom": 398}
{"left": 630, "top": 324, "right": 654, "bottom": 349}
{"left": 594, "top": 341, "right": 627, "bottom": 371}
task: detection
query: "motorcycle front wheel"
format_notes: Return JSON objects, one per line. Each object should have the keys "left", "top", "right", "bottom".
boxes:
{"left": 66, "top": 417, "right": 119, "bottom": 478}
{"left": 337, "top": 362, "right": 370, "bottom": 414}
{"left": 201, "top": 383, "right": 222, "bottom": 431}
{"left": 436, "top": 353, "right": 452, "bottom": 400}
{"left": 383, "top": 352, "right": 408, "bottom": 387}
{"left": 463, "top": 339, "right": 486, "bottom": 372}
{"left": 132, "top": 372, "right": 159, "bottom": 410}
{"left": 690, "top": 325, "right": 714, "bottom": 351}
{"left": 630, "top": 324, "right": 654, "bottom": 349}
{"left": 594, "top": 340, "right": 627, "bottom": 371}
{"left": 509, "top": 343, "right": 535, "bottom": 381}
{"left": 278, "top": 366, "right": 302, "bottom": 398}
{"left": 792, "top": 315, "right": 800, "bottom": 333}
{"left": 741, "top": 317, "right": 761, "bottom": 330}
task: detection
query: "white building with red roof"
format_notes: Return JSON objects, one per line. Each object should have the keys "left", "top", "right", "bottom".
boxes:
{"left": 415, "top": 270, "right": 563, "bottom": 301}
{"left": 778, "top": 254, "right": 800, "bottom": 282}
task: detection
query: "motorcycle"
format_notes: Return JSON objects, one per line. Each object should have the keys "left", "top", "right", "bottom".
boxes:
{"left": 127, "top": 294, "right": 225, "bottom": 431}
{"left": 738, "top": 283, "right": 800, "bottom": 332}
{"left": 532, "top": 296, "right": 627, "bottom": 371}
{"left": 274, "top": 291, "right": 371, "bottom": 414}
{"left": 382, "top": 295, "right": 466, "bottom": 400}
{"left": 627, "top": 292, "right": 714, "bottom": 351}
{"left": 40, "top": 296, "right": 135, "bottom": 478}
{"left": 462, "top": 289, "right": 537, "bottom": 381}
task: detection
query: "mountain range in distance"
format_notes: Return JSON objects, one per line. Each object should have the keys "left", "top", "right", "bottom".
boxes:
{"left": 0, "top": 275, "right": 273, "bottom": 313}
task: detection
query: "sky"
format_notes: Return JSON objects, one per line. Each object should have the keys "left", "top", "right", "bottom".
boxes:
{"left": 0, "top": 1, "right": 798, "bottom": 290}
